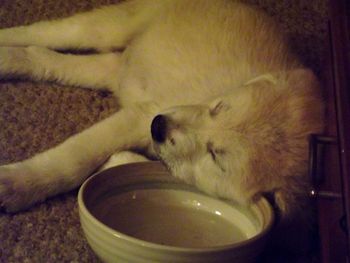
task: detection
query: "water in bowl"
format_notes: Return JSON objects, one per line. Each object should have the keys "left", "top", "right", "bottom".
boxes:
{"left": 92, "top": 189, "right": 247, "bottom": 248}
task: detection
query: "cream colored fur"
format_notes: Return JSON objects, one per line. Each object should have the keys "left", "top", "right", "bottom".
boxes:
{"left": 0, "top": 0, "right": 323, "bottom": 220}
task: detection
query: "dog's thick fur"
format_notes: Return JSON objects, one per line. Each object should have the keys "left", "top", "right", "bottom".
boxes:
{"left": 0, "top": 0, "right": 323, "bottom": 224}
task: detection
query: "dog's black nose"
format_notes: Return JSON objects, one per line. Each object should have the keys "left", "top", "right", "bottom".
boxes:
{"left": 151, "top": 115, "right": 167, "bottom": 143}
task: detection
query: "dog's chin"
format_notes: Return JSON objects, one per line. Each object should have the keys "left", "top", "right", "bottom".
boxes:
{"left": 154, "top": 151, "right": 171, "bottom": 171}
{"left": 151, "top": 141, "right": 161, "bottom": 159}
{"left": 151, "top": 141, "right": 168, "bottom": 166}
{"left": 151, "top": 139, "right": 197, "bottom": 187}
{"left": 158, "top": 158, "right": 172, "bottom": 173}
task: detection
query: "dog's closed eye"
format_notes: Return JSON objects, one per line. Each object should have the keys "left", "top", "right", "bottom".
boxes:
{"left": 207, "top": 141, "right": 225, "bottom": 162}
{"left": 208, "top": 145, "right": 217, "bottom": 161}
{"left": 206, "top": 142, "right": 226, "bottom": 172}
{"left": 209, "top": 100, "right": 230, "bottom": 117}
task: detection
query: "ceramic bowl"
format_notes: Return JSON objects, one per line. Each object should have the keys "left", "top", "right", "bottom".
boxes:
{"left": 78, "top": 161, "right": 274, "bottom": 263}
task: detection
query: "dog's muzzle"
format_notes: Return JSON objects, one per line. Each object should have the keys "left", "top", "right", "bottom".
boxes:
{"left": 151, "top": 115, "right": 167, "bottom": 143}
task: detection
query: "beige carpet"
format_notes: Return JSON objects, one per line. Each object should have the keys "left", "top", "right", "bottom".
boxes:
{"left": 0, "top": 0, "right": 328, "bottom": 262}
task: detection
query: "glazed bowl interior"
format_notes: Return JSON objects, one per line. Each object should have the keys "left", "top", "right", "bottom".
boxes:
{"left": 78, "top": 161, "right": 274, "bottom": 263}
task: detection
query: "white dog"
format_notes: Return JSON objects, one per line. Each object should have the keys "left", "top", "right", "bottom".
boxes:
{"left": 0, "top": 0, "right": 323, "bottom": 216}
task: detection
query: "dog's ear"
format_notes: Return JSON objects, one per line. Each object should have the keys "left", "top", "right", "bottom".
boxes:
{"left": 285, "top": 68, "right": 324, "bottom": 121}
{"left": 286, "top": 68, "right": 320, "bottom": 92}
{"left": 244, "top": 73, "right": 277, "bottom": 87}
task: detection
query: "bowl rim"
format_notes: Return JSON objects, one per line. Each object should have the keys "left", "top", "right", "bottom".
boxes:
{"left": 78, "top": 161, "right": 275, "bottom": 253}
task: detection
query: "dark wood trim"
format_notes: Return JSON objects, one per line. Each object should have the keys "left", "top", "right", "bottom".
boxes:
{"left": 329, "top": 0, "right": 350, "bottom": 252}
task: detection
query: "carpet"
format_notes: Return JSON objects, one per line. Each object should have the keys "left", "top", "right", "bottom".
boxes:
{"left": 0, "top": 0, "right": 328, "bottom": 262}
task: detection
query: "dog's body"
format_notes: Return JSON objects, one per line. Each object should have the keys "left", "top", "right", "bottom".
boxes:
{"left": 0, "top": 0, "right": 323, "bottom": 219}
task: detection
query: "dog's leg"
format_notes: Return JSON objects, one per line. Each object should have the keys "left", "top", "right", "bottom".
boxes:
{"left": 0, "top": 102, "right": 159, "bottom": 213}
{"left": 0, "top": 1, "right": 161, "bottom": 51}
{"left": 0, "top": 46, "right": 121, "bottom": 89}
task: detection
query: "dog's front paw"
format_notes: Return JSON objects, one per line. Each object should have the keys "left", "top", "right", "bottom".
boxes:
{"left": 0, "top": 163, "right": 45, "bottom": 213}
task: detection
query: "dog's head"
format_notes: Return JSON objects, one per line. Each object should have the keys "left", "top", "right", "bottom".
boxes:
{"left": 150, "top": 69, "right": 324, "bottom": 213}
{"left": 151, "top": 97, "right": 253, "bottom": 205}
